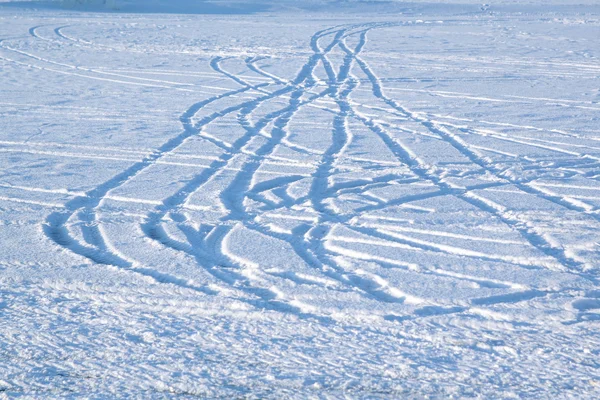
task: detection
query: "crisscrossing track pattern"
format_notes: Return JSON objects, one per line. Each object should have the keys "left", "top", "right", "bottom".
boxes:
{"left": 4, "top": 21, "right": 599, "bottom": 324}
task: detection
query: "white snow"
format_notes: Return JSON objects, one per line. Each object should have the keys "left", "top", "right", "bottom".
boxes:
{"left": 1, "top": 0, "right": 600, "bottom": 397}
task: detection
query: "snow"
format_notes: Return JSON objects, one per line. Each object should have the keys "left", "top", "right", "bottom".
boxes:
{"left": 1, "top": 0, "right": 599, "bottom": 397}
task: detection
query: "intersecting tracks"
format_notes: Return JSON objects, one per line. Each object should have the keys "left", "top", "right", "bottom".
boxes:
{"left": 3, "top": 21, "right": 597, "bottom": 323}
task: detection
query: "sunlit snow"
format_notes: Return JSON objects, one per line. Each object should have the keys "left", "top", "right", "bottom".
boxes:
{"left": 1, "top": 0, "right": 599, "bottom": 397}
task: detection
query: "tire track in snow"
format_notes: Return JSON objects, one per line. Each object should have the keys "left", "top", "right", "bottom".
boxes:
{"left": 42, "top": 57, "right": 272, "bottom": 294}
{"left": 245, "top": 28, "right": 537, "bottom": 305}
{"left": 32, "top": 20, "right": 592, "bottom": 321}
{"left": 231, "top": 23, "right": 439, "bottom": 307}
{"left": 145, "top": 23, "right": 432, "bottom": 317}
{"left": 337, "top": 30, "right": 589, "bottom": 278}
{"left": 140, "top": 25, "right": 374, "bottom": 318}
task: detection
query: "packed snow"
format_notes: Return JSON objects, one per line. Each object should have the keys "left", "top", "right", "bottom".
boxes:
{"left": 1, "top": 0, "right": 600, "bottom": 397}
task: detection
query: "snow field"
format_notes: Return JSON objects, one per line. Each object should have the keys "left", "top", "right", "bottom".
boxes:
{"left": 1, "top": 2, "right": 600, "bottom": 397}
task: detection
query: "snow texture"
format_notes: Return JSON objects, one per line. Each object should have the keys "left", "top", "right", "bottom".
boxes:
{"left": 1, "top": 0, "right": 600, "bottom": 398}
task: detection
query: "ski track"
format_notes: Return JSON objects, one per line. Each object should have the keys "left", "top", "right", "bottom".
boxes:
{"left": 2, "top": 18, "right": 598, "bottom": 326}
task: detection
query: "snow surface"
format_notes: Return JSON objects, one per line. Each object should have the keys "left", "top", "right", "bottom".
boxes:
{"left": 1, "top": 0, "right": 600, "bottom": 397}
